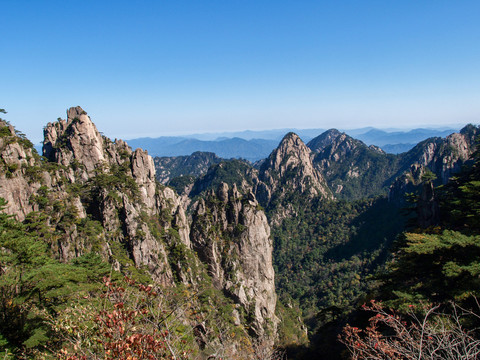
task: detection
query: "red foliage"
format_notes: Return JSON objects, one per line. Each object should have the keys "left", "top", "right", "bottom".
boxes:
{"left": 340, "top": 300, "right": 480, "bottom": 360}
{"left": 58, "top": 277, "right": 191, "bottom": 360}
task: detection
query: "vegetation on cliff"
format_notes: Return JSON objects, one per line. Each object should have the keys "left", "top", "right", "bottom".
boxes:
{"left": 1, "top": 107, "right": 479, "bottom": 359}
{"left": 0, "top": 109, "right": 281, "bottom": 359}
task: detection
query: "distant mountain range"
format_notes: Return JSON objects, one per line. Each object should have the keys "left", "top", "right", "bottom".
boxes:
{"left": 3, "top": 106, "right": 479, "bottom": 359}
{"left": 351, "top": 128, "right": 457, "bottom": 146}
{"left": 128, "top": 137, "right": 279, "bottom": 162}
{"left": 125, "top": 126, "right": 461, "bottom": 161}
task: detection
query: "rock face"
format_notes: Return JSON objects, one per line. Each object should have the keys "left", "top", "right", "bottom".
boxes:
{"left": 417, "top": 180, "right": 440, "bottom": 228}
{"left": 1, "top": 107, "right": 279, "bottom": 350}
{"left": 399, "top": 125, "right": 479, "bottom": 185}
{"left": 43, "top": 107, "right": 106, "bottom": 175}
{"left": 257, "top": 132, "right": 332, "bottom": 206}
{"left": 305, "top": 126, "right": 479, "bottom": 201}
{"left": 0, "top": 107, "right": 191, "bottom": 286}
{"left": 0, "top": 121, "right": 40, "bottom": 221}
{"left": 309, "top": 129, "right": 399, "bottom": 200}
{"left": 388, "top": 164, "right": 426, "bottom": 204}
{"left": 190, "top": 183, "right": 278, "bottom": 342}
{"left": 389, "top": 125, "right": 479, "bottom": 203}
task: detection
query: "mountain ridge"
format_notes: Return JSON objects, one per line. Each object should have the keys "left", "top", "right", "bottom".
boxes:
{"left": 0, "top": 106, "right": 281, "bottom": 356}
{"left": 123, "top": 126, "right": 463, "bottom": 161}
{"left": 1, "top": 106, "right": 478, "bottom": 359}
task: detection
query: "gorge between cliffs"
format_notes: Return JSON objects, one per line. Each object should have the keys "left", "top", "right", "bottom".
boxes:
{"left": 0, "top": 106, "right": 479, "bottom": 359}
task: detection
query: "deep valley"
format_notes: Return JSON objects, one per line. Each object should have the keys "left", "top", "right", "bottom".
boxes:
{"left": 1, "top": 107, "right": 479, "bottom": 359}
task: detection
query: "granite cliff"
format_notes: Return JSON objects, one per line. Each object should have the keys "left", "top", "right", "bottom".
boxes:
{"left": 389, "top": 124, "right": 479, "bottom": 203}
{"left": 0, "top": 107, "right": 279, "bottom": 356}
{"left": 190, "top": 183, "right": 278, "bottom": 341}
{"left": 257, "top": 132, "right": 331, "bottom": 204}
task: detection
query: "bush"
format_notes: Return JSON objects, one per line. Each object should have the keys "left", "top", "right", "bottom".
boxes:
{"left": 340, "top": 300, "right": 480, "bottom": 359}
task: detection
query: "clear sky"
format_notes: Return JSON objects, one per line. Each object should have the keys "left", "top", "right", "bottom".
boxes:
{"left": 2, "top": 0, "right": 480, "bottom": 144}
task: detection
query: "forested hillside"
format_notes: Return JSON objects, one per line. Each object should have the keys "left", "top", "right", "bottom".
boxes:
{"left": 0, "top": 106, "right": 478, "bottom": 359}
{"left": 154, "top": 151, "right": 223, "bottom": 184}
{"left": 334, "top": 138, "right": 480, "bottom": 360}
{"left": 0, "top": 108, "right": 281, "bottom": 359}
{"left": 158, "top": 123, "right": 479, "bottom": 359}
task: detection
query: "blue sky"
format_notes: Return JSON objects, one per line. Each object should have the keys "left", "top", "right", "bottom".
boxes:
{"left": 2, "top": 1, "right": 480, "bottom": 144}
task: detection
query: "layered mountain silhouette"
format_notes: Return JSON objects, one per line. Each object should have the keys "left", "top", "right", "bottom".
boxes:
{"left": 156, "top": 125, "right": 478, "bottom": 201}
{"left": 125, "top": 126, "right": 460, "bottom": 162}
{"left": 1, "top": 106, "right": 478, "bottom": 359}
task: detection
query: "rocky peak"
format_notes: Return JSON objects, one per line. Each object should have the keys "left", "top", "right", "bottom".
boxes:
{"left": 307, "top": 128, "right": 343, "bottom": 153}
{"left": 317, "top": 133, "right": 365, "bottom": 160}
{"left": 190, "top": 182, "right": 278, "bottom": 342}
{"left": 1, "top": 108, "right": 282, "bottom": 352}
{"left": 399, "top": 125, "right": 479, "bottom": 185}
{"left": 129, "top": 148, "right": 159, "bottom": 212}
{"left": 389, "top": 125, "right": 479, "bottom": 203}
{"left": 258, "top": 132, "right": 332, "bottom": 204}
{"left": 311, "top": 131, "right": 399, "bottom": 200}
{"left": 0, "top": 121, "right": 40, "bottom": 220}
{"left": 0, "top": 120, "right": 16, "bottom": 137}
{"left": 1, "top": 107, "right": 194, "bottom": 285}
{"left": 268, "top": 132, "right": 310, "bottom": 173}
{"left": 43, "top": 106, "right": 106, "bottom": 174}
{"left": 460, "top": 123, "right": 479, "bottom": 140}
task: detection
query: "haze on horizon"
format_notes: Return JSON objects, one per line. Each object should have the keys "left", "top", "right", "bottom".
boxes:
{"left": 2, "top": 1, "right": 480, "bottom": 145}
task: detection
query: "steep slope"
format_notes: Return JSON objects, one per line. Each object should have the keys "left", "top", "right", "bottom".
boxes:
{"left": 40, "top": 106, "right": 191, "bottom": 285}
{"left": 308, "top": 126, "right": 479, "bottom": 201}
{"left": 154, "top": 151, "right": 223, "bottom": 184}
{"left": 389, "top": 124, "right": 479, "bottom": 203}
{"left": 0, "top": 119, "right": 41, "bottom": 221}
{"left": 309, "top": 130, "right": 399, "bottom": 200}
{"left": 256, "top": 132, "right": 332, "bottom": 209}
{"left": 398, "top": 124, "right": 479, "bottom": 183}
{"left": 190, "top": 183, "right": 278, "bottom": 341}
{"left": 250, "top": 131, "right": 406, "bottom": 342}
{"left": 0, "top": 107, "right": 281, "bottom": 357}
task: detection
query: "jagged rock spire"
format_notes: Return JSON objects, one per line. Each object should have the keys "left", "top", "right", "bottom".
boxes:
{"left": 43, "top": 106, "right": 106, "bottom": 173}
{"left": 258, "top": 132, "right": 332, "bottom": 204}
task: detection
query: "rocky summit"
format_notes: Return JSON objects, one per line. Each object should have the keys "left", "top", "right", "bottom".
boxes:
{"left": 0, "top": 106, "right": 479, "bottom": 360}
{"left": 0, "top": 107, "right": 279, "bottom": 358}
{"left": 256, "top": 132, "right": 332, "bottom": 207}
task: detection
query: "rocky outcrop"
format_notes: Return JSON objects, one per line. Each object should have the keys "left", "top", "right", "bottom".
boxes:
{"left": 257, "top": 132, "right": 332, "bottom": 206}
{"left": 0, "top": 106, "right": 289, "bottom": 353}
{"left": 398, "top": 125, "right": 478, "bottom": 184}
{"left": 0, "top": 107, "right": 192, "bottom": 286}
{"left": 131, "top": 148, "right": 158, "bottom": 211}
{"left": 312, "top": 132, "right": 367, "bottom": 166}
{"left": 389, "top": 125, "right": 479, "bottom": 203}
{"left": 308, "top": 130, "right": 399, "bottom": 200}
{"left": 43, "top": 107, "right": 106, "bottom": 176}
{"left": 417, "top": 180, "right": 440, "bottom": 228}
{"left": 388, "top": 164, "right": 426, "bottom": 204}
{"left": 0, "top": 121, "right": 41, "bottom": 221}
{"left": 190, "top": 183, "right": 278, "bottom": 342}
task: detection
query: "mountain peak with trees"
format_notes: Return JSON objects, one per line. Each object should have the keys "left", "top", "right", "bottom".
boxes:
{"left": 0, "top": 106, "right": 479, "bottom": 359}
{"left": 0, "top": 107, "right": 281, "bottom": 358}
